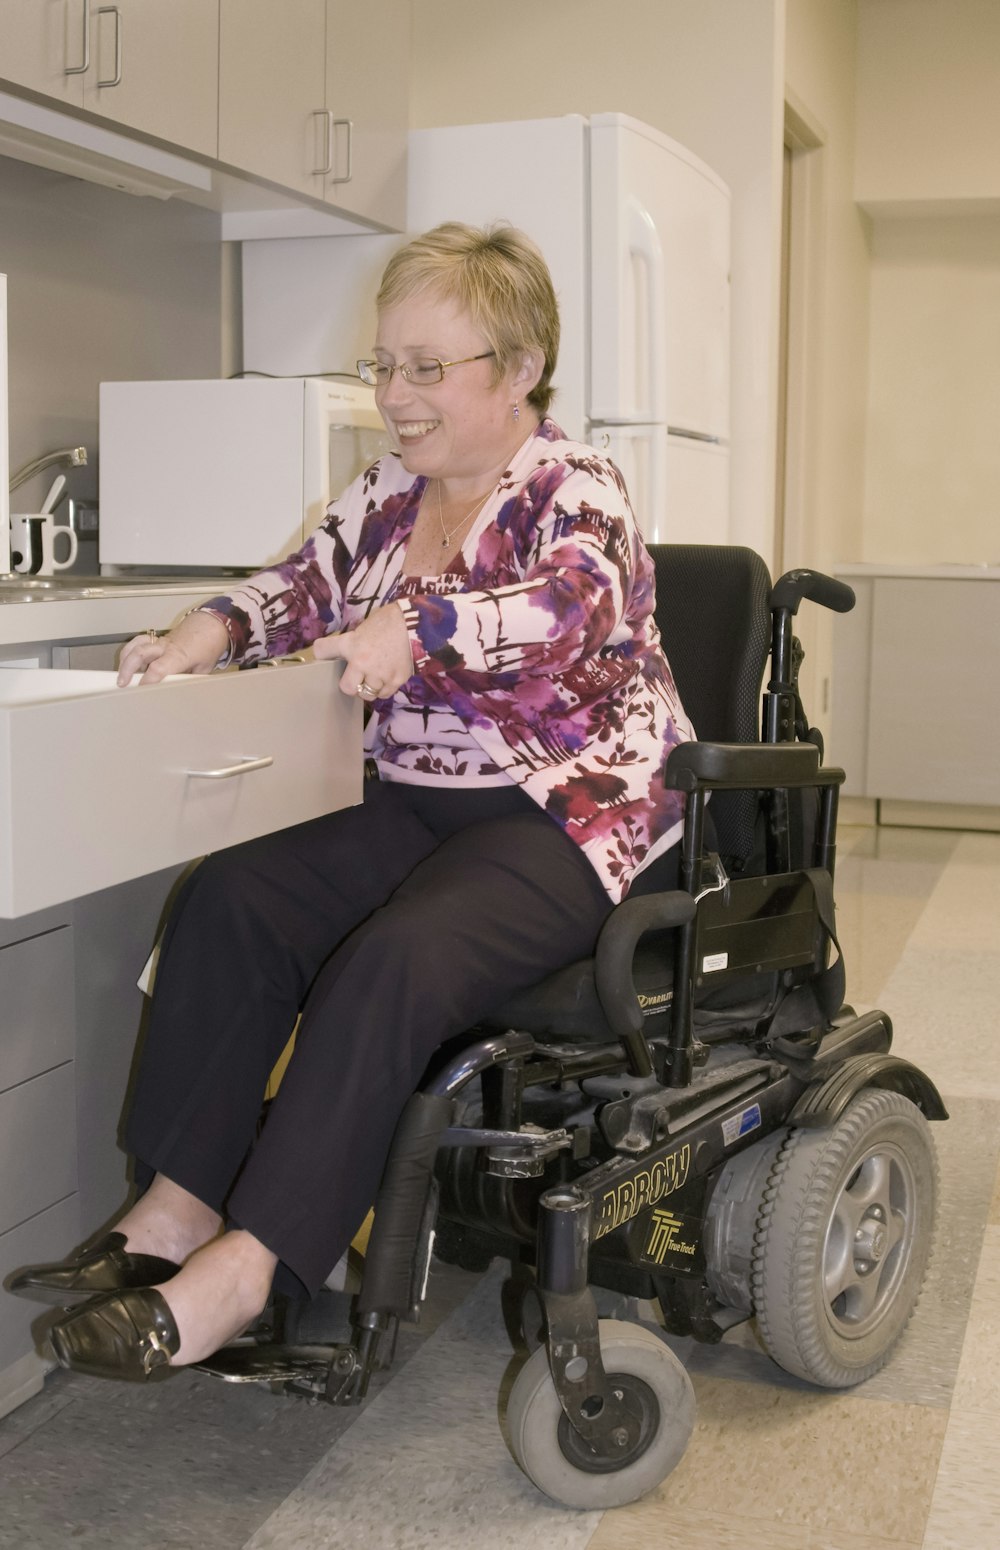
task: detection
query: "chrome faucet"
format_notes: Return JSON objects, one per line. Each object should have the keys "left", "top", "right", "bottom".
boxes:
{"left": 10, "top": 445, "right": 88, "bottom": 493}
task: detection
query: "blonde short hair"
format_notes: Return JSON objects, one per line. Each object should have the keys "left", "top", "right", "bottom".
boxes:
{"left": 376, "top": 222, "right": 560, "bottom": 414}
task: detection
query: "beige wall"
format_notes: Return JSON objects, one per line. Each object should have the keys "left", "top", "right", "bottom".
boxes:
{"left": 864, "top": 215, "right": 1000, "bottom": 564}
{"left": 856, "top": 0, "right": 1000, "bottom": 565}
{"left": 779, "top": 1, "right": 870, "bottom": 740}
{"left": 784, "top": 0, "right": 871, "bottom": 571}
{"left": 410, "top": 0, "right": 787, "bottom": 559}
{"left": 2, "top": 154, "right": 223, "bottom": 531}
{"left": 857, "top": 0, "right": 1000, "bottom": 207}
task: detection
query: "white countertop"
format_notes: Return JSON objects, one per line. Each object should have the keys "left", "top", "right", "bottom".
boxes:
{"left": 0, "top": 577, "right": 238, "bottom": 648}
{"left": 834, "top": 562, "right": 1000, "bottom": 580}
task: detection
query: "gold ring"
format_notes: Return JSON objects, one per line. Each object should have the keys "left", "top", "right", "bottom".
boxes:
{"left": 357, "top": 679, "right": 378, "bottom": 699}
{"left": 146, "top": 628, "right": 159, "bottom": 643}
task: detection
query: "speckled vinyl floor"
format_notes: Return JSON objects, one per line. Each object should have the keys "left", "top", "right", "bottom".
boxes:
{"left": 0, "top": 823, "right": 997, "bottom": 1550}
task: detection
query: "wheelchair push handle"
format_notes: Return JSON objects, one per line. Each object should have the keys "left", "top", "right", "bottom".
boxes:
{"left": 769, "top": 568, "right": 855, "bottom": 617}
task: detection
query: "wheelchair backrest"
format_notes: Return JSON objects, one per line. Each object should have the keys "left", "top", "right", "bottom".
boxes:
{"left": 646, "top": 544, "right": 772, "bottom": 868}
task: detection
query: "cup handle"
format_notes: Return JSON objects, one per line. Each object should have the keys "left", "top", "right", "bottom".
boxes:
{"left": 50, "top": 525, "right": 80, "bottom": 571}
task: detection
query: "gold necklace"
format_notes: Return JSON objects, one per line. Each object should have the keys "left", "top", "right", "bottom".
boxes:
{"left": 435, "top": 480, "right": 492, "bottom": 549}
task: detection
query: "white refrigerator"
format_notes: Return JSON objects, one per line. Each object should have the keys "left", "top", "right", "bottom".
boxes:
{"left": 242, "top": 113, "right": 731, "bottom": 544}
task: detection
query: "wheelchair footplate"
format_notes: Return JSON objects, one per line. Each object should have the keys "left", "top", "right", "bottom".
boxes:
{"left": 195, "top": 1340, "right": 367, "bottom": 1402}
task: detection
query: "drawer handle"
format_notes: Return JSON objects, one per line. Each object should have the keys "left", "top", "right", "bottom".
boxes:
{"left": 185, "top": 756, "right": 274, "bottom": 780}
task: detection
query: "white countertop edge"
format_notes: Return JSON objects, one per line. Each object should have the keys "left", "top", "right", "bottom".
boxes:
{"left": 0, "top": 584, "right": 228, "bottom": 648}
{"left": 834, "top": 563, "right": 1000, "bottom": 580}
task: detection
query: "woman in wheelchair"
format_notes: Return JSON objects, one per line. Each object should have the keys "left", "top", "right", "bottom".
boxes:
{"left": 11, "top": 223, "right": 702, "bottom": 1383}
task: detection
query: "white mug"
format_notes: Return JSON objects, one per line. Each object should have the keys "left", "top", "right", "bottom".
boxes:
{"left": 11, "top": 514, "right": 79, "bottom": 576}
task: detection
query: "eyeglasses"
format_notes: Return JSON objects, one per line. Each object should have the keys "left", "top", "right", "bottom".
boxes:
{"left": 357, "top": 351, "right": 495, "bottom": 387}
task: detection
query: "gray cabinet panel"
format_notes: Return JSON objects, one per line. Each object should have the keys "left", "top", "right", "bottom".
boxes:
{"left": 0, "top": 1065, "right": 76, "bottom": 1236}
{"left": 0, "top": 927, "right": 74, "bottom": 1092}
{"left": 866, "top": 579, "right": 1000, "bottom": 805}
{"left": 0, "top": 1194, "right": 80, "bottom": 1392}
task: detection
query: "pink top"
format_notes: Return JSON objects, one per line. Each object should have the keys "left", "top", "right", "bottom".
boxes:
{"left": 200, "top": 419, "right": 695, "bottom": 902}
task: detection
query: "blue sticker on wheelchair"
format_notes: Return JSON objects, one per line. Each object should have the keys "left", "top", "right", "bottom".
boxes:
{"left": 722, "top": 1102, "right": 762, "bottom": 1147}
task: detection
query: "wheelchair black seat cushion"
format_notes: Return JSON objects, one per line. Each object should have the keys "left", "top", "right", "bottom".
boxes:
{"left": 483, "top": 937, "right": 778, "bottom": 1046}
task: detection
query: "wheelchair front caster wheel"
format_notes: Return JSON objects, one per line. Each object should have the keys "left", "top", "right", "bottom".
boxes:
{"left": 504, "top": 1319, "right": 695, "bottom": 1509}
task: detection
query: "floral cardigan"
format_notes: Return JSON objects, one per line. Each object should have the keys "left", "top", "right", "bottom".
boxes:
{"left": 199, "top": 419, "right": 695, "bottom": 902}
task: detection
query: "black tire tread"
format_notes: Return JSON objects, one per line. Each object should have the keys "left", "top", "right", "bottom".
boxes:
{"left": 750, "top": 1089, "right": 937, "bottom": 1387}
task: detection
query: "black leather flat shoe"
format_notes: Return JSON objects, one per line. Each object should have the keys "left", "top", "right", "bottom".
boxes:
{"left": 48, "top": 1287, "right": 181, "bottom": 1382}
{"left": 5, "top": 1232, "right": 180, "bottom": 1307}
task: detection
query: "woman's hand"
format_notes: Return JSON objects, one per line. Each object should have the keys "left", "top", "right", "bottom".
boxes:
{"left": 117, "top": 611, "right": 231, "bottom": 687}
{"left": 314, "top": 603, "right": 413, "bottom": 700}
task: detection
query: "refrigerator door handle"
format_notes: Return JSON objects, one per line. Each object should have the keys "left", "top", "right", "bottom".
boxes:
{"left": 627, "top": 196, "right": 666, "bottom": 423}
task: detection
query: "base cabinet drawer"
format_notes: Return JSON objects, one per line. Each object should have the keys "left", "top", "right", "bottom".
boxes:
{"left": 0, "top": 1064, "right": 77, "bottom": 1235}
{"left": 0, "top": 927, "right": 74, "bottom": 1091}
{"left": 0, "top": 1195, "right": 80, "bottom": 1409}
{"left": 0, "top": 661, "right": 363, "bottom": 916}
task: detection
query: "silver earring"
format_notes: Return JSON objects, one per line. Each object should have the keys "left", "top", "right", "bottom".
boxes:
{"left": 512, "top": 401, "right": 520, "bottom": 422}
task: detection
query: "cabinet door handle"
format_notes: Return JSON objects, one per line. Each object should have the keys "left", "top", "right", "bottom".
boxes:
{"left": 185, "top": 755, "right": 274, "bottom": 780}
{"left": 312, "top": 109, "right": 334, "bottom": 176}
{"left": 96, "top": 5, "right": 122, "bottom": 88}
{"left": 328, "top": 118, "right": 354, "bottom": 185}
{"left": 65, "top": 0, "right": 90, "bottom": 75}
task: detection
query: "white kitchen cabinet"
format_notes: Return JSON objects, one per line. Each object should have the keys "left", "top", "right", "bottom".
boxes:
{"left": 0, "top": 642, "right": 364, "bottom": 1414}
{"left": 2, "top": 0, "right": 409, "bottom": 228}
{"left": 320, "top": 0, "right": 409, "bottom": 229}
{"left": 0, "top": 0, "right": 219, "bottom": 155}
{"left": 219, "top": 0, "right": 409, "bottom": 226}
{"left": 0, "top": 0, "right": 86, "bottom": 105}
{"left": 80, "top": 0, "right": 219, "bottom": 157}
{"left": 0, "top": 659, "right": 363, "bottom": 916}
{"left": 218, "top": 0, "right": 327, "bottom": 198}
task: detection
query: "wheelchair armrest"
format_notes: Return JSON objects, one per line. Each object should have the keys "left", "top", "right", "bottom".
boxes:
{"left": 594, "top": 890, "right": 696, "bottom": 1041}
{"left": 665, "top": 740, "right": 842, "bottom": 791}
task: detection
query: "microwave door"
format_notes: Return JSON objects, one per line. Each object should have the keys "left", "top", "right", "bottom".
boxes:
{"left": 322, "top": 422, "right": 393, "bottom": 529}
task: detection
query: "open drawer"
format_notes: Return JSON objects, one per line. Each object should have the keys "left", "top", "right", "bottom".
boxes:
{"left": 0, "top": 663, "right": 362, "bottom": 917}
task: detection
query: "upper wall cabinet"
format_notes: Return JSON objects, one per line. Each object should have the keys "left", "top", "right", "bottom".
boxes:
{"left": 0, "top": 0, "right": 219, "bottom": 156}
{"left": 79, "top": 0, "right": 219, "bottom": 158}
{"left": 321, "top": 0, "right": 409, "bottom": 230}
{"left": 219, "top": 0, "right": 409, "bottom": 230}
{"left": 218, "top": 0, "right": 327, "bottom": 199}
{"left": 0, "top": 0, "right": 87, "bottom": 104}
{"left": 1, "top": 0, "right": 410, "bottom": 232}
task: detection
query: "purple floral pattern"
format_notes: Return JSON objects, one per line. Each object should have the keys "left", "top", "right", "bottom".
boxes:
{"left": 199, "top": 420, "right": 695, "bottom": 902}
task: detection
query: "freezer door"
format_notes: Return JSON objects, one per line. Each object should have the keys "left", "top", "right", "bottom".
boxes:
{"left": 591, "top": 424, "right": 663, "bottom": 541}
{"left": 595, "top": 424, "right": 729, "bottom": 545}
{"left": 663, "top": 435, "right": 730, "bottom": 545}
{"left": 589, "top": 114, "right": 730, "bottom": 441}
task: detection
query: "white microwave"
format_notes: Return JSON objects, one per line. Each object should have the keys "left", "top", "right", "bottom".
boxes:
{"left": 98, "top": 377, "right": 390, "bottom": 571}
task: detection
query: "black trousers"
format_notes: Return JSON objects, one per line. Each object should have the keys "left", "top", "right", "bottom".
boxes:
{"left": 125, "top": 780, "right": 626, "bottom": 1296}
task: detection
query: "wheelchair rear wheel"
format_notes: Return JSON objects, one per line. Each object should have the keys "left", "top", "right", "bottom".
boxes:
{"left": 751, "top": 1088, "right": 937, "bottom": 1387}
{"left": 505, "top": 1319, "right": 695, "bottom": 1509}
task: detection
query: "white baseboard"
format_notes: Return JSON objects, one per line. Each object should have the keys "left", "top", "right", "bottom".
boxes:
{"left": 0, "top": 1349, "right": 50, "bottom": 1423}
{"left": 878, "top": 799, "right": 1000, "bottom": 834}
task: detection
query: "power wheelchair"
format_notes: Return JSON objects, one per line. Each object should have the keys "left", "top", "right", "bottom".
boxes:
{"left": 197, "top": 543, "right": 947, "bottom": 1510}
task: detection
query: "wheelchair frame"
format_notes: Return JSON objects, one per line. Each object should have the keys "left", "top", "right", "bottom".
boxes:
{"left": 198, "top": 552, "right": 947, "bottom": 1508}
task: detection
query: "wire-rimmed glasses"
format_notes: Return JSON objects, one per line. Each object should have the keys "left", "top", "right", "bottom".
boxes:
{"left": 357, "top": 351, "right": 495, "bottom": 387}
